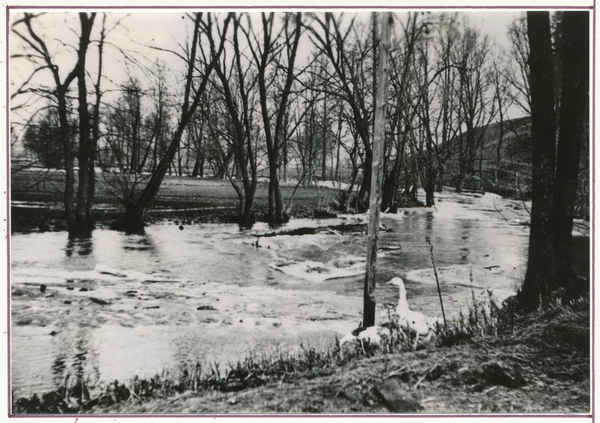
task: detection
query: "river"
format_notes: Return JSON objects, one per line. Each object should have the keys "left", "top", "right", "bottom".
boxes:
{"left": 9, "top": 191, "right": 587, "bottom": 399}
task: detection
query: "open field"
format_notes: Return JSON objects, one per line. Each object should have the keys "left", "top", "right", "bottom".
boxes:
{"left": 11, "top": 169, "right": 343, "bottom": 229}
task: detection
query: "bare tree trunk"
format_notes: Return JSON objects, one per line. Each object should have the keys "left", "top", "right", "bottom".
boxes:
{"left": 551, "top": 11, "right": 589, "bottom": 289}
{"left": 307, "top": 13, "right": 374, "bottom": 212}
{"left": 89, "top": 14, "right": 106, "bottom": 222}
{"left": 177, "top": 146, "right": 183, "bottom": 176}
{"left": 495, "top": 77, "right": 506, "bottom": 162}
{"left": 335, "top": 112, "right": 342, "bottom": 181}
{"left": 59, "top": 95, "right": 76, "bottom": 229}
{"left": 521, "top": 11, "right": 557, "bottom": 304}
{"left": 210, "top": 14, "right": 260, "bottom": 227}
{"left": 16, "top": 13, "right": 83, "bottom": 231}
{"left": 426, "top": 175, "right": 435, "bottom": 206}
{"left": 192, "top": 128, "right": 204, "bottom": 177}
{"left": 321, "top": 95, "right": 327, "bottom": 180}
{"left": 363, "top": 12, "right": 392, "bottom": 328}
{"left": 74, "top": 12, "right": 97, "bottom": 235}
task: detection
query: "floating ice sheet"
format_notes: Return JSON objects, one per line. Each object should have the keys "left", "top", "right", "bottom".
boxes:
{"left": 270, "top": 257, "right": 366, "bottom": 282}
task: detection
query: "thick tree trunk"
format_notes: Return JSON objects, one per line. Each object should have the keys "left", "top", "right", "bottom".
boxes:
{"left": 192, "top": 149, "right": 202, "bottom": 177}
{"left": 241, "top": 190, "right": 256, "bottom": 227}
{"left": 73, "top": 13, "right": 96, "bottom": 236}
{"left": 551, "top": 11, "right": 589, "bottom": 289}
{"left": 521, "top": 12, "right": 557, "bottom": 304}
{"left": 425, "top": 166, "right": 436, "bottom": 207}
{"left": 267, "top": 166, "right": 285, "bottom": 224}
{"left": 58, "top": 94, "right": 76, "bottom": 230}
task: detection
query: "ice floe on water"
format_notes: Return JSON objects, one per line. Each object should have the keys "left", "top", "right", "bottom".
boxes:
{"left": 249, "top": 215, "right": 368, "bottom": 235}
{"left": 270, "top": 256, "right": 366, "bottom": 282}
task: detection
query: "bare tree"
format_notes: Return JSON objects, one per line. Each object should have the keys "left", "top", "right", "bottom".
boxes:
{"left": 507, "top": 14, "right": 532, "bottom": 116}
{"left": 245, "top": 12, "right": 303, "bottom": 224}
{"left": 453, "top": 21, "right": 495, "bottom": 193}
{"left": 12, "top": 12, "right": 96, "bottom": 235}
{"left": 382, "top": 12, "right": 426, "bottom": 211}
{"left": 410, "top": 13, "right": 462, "bottom": 206}
{"left": 306, "top": 12, "right": 376, "bottom": 210}
{"left": 73, "top": 13, "right": 98, "bottom": 233}
{"left": 122, "top": 13, "right": 232, "bottom": 231}
{"left": 207, "top": 13, "right": 260, "bottom": 226}
{"left": 88, "top": 13, "right": 109, "bottom": 220}
{"left": 488, "top": 47, "right": 513, "bottom": 162}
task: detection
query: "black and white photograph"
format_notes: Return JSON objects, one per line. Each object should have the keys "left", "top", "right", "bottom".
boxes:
{"left": 5, "top": 2, "right": 592, "bottom": 416}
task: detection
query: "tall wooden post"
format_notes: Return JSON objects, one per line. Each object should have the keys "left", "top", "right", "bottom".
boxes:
{"left": 363, "top": 12, "right": 393, "bottom": 328}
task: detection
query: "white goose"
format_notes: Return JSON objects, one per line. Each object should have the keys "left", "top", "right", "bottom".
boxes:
{"left": 387, "top": 277, "right": 437, "bottom": 347}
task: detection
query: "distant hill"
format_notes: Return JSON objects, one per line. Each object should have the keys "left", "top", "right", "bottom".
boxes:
{"left": 442, "top": 115, "right": 589, "bottom": 219}
{"left": 443, "top": 116, "right": 533, "bottom": 199}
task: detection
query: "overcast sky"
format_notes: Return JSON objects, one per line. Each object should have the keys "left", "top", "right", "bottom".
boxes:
{"left": 9, "top": 9, "right": 525, "bottom": 122}
{"left": 112, "top": 10, "right": 523, "bottom": 65}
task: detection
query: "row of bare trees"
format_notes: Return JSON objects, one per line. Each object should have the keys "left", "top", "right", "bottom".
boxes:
{"left": 9, "top": 11, "right": 567, "bottom": 233}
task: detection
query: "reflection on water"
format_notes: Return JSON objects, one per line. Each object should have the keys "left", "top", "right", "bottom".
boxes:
{"left": 10, "top": 203, "right": 588, "bottom": 400}
{"left": 123, "top": 236, "right": 155, "bottom": 252}
{"left": 66, "top": 237, "right": 94, "bottom": 257}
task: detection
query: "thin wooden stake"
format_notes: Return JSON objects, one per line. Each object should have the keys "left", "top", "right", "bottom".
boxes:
{"left": 363, "top": 12, "right": 393, "bottom": 328}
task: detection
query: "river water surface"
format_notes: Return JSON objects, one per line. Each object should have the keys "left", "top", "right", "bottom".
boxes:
{"left": 10, "top": 191, "right": 586, "bottom": 399}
